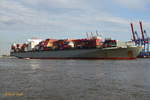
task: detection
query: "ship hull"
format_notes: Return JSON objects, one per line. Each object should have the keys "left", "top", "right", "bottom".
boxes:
{"left": 10, "top": 46, "right": 142, "bottom": 60}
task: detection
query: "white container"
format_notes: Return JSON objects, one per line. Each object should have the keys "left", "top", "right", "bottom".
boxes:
{"left": 116, "top": 41, "right": 127, "bottom": 48}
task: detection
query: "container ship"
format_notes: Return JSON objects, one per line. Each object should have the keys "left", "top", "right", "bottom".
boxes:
{"left": 10, "top": 36, "right": 142, "bottom": 60}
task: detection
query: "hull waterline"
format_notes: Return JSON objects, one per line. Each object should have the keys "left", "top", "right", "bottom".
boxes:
{"left": 10, "top": 46, "right": 142, "bottom": 60}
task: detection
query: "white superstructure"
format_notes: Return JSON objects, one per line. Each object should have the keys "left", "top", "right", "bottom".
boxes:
{"left": 26, "top": 38, "right": 42, "bottom": 51}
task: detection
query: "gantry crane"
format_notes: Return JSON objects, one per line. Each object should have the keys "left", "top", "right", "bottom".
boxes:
{"left": 130, "top": 21, "right": 150, "bottom": 57}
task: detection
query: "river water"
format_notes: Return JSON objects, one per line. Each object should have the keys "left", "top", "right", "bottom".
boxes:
{"left": 0, "top": 58, "right": 150, "bottom": 100}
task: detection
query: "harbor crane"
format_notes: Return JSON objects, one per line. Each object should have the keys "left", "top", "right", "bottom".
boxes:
{"left": 130, "top": 21, "right": 150, "bottom": 57}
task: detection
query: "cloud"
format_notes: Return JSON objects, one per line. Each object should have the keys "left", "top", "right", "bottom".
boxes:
{"left": 19, "top": 0, "right": 88, "bottom": 10}
{"left": 113, "top": 0, "right": 150, "bottom": 9}
{"left": 0, "top": 0, "right": 130, "bottom": 33}
{"left": 1, "top": 0, "right": 149, "bottom": 38}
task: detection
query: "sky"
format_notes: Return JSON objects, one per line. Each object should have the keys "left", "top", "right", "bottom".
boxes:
{"left": 0, "top": 0, "right": 150, "bottom": 55}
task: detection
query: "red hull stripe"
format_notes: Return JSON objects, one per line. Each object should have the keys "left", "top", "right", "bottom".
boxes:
{"left": 22, "top": 57, "right": 136, "bottom": 60}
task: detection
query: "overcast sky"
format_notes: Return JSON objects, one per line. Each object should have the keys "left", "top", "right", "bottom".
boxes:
{"left": 0, "top": 0, "right": 150, "bottom": 55}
